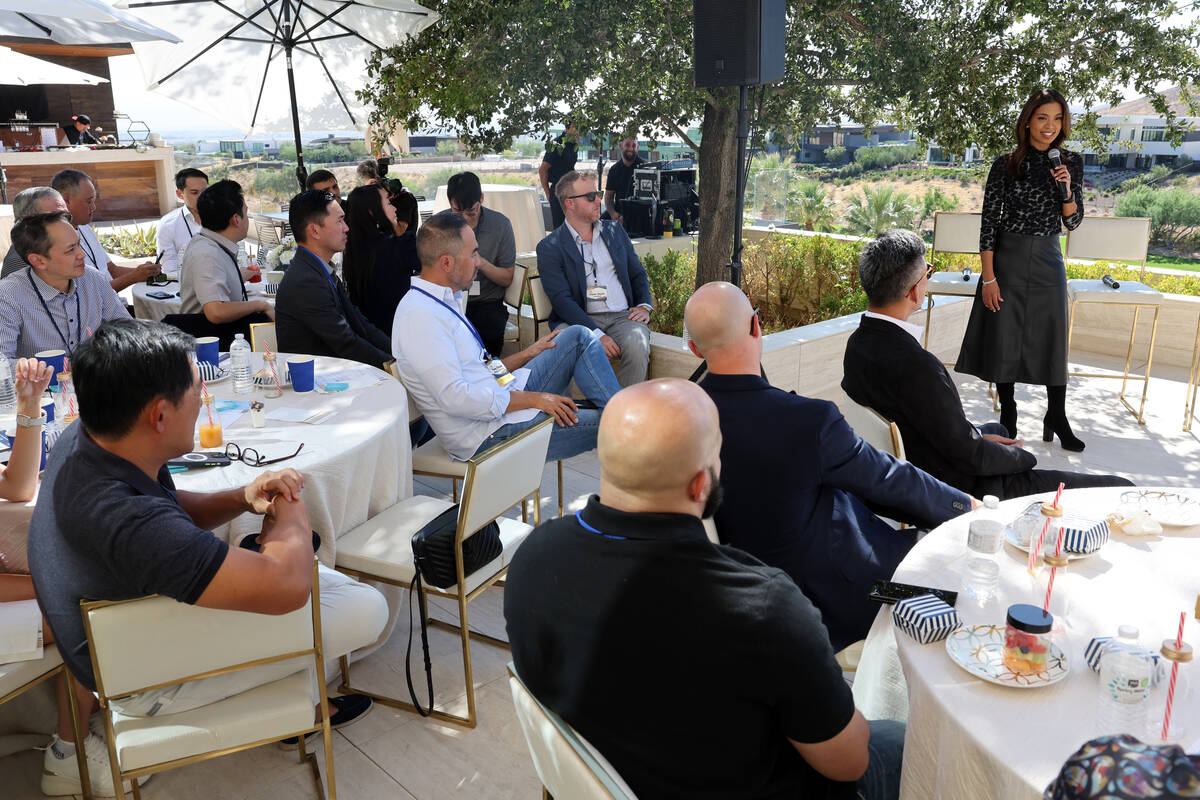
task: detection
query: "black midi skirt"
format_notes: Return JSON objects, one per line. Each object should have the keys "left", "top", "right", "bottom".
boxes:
{"left": 954, "top": 232, "right": 1069, "bottom": 386}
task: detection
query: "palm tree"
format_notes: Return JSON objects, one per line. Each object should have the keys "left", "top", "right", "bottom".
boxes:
{"left": 843, "top": 185, "right": 919, "bottom": 236}
{"left": 790, "top": 179, "right": 836, "bottom": 231}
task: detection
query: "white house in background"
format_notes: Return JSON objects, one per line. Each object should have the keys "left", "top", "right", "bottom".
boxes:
{"left": 1072, "top": 87, "right": 1200, "bottom": 170}
{"left": 195, "top": 140, "right": 220, "bottom": 154}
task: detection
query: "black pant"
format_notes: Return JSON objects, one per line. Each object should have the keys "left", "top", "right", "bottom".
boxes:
{"left": 466, "top": 299, "right": 509, "bottom": 357}
{"left": 975, "top": 422, "right": 1134, "bottom": 500}
{"left": 549, "top": 184, "right": 565, "bottom": 230}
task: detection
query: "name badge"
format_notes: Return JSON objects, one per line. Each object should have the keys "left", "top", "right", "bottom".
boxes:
{"left": 586, "top": 285, "right": 607, "bottom": 301}
{"left": 470, "top": 280, "right": 481, "bottom": 296}
{"left": 485, "top": 357, "right": 515, "bottom": 386}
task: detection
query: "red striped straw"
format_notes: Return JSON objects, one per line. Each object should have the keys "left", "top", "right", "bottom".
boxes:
{"left": 264, "top": 343, "right": 283, "bottom": 393}
{"left": 201, "top": 379, "right": 214, "bottom": 426}
{"left": 1161, "top": 611, "right": 1186, "bottom": 740}
{"left": 1042, "top": 522, "right": 1067, "bottom": 613}
{"left": 1029, "top": 482, "right": 1066, "bottom": 573}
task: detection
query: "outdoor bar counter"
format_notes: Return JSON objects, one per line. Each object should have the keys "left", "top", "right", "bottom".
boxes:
{"left": 0, "top": 145, "right": 176, "bottom": 221}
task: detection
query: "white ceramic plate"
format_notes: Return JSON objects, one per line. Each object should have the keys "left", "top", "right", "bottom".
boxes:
{"left": 197, "top": 364, "right": 230, "bottom": 384}
{"left": 1003, "top": 525, "right": 1092, "bottom": 560}
{"left": 945, "top": 624, "right": 1069, "bottom": 688}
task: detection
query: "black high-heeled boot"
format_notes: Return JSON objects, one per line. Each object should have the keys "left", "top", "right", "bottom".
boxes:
{"left": 997, "top": 382, "right": 1017, "bottom": 438}
{"left": 1043, "top": 384, "right": 1085, "bottom": 452}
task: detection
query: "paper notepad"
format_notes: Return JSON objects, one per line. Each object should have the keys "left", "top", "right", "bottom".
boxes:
{"left": 0, "top": 599, "right": 43, "bottom": 665}
{"left": 314, "top": 367, "right": 385, "bottom": 393}
{"left": 265, "top": 406, "right": 336, "bottom": 425}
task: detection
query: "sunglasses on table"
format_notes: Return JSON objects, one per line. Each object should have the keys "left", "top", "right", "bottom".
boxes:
{"left": 224, "top": 441, "right": 304, "bottom": 467}
{"left": 567, "top": 191, "right": 602, "bottom": 202}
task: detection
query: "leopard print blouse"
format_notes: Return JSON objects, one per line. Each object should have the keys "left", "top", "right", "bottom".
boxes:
{"left": 978, "top": 147, "right": 1084, "bottom": 252}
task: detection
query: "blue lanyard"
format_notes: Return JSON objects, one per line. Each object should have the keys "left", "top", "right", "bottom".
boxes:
{"left": 29, "top": 270, "right": 81, "bottom": 349}
{"left": 575, "top": 510, "right": 628, "bottom": 540}
{"left": 409, "top": 285, "right": 492, "bottom": 358}
{"left": 182, "top": 213, "right": 194, "bottom": 237}
{"left": 78, "top": 229, "right": 98, "bottom": 270}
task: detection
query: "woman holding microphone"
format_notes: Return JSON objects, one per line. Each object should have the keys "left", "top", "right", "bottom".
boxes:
{"left": 956, "top": 88, "right": 1086, "bottom": 450}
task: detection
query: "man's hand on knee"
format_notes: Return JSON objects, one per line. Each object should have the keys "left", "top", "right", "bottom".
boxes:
{"left": 600, "top": 334, "right": 622, "bottom": 359}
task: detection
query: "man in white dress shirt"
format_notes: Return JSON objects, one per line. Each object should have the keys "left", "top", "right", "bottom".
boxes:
{"left": 50, "top": 169, "right": 161, "bottom": 292}
{"left": 158, "top": 168, "right": 209, "bottom": 273}
{"left": 392, "top": 212, "right": 621, "bottom": 462}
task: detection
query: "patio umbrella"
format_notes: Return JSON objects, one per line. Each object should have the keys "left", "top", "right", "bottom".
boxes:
{"left": 0, "top": 0, "right": 180, "bottom": 44}
{"left": 116, "top": 0, "right": 438, "bottom": 189}
{"left": 0, "top": 46, "right": 110, "bottom": 84}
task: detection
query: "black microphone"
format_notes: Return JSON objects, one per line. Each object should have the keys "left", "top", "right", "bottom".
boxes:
{"left": 962, "top": 268, "right": 972, "bottom": 281}
{"left": 1048, "top": 148, "right": 1069, "bottom": 202}
{"left": 1102, "top": 274, "right": 1120, "bottom": 290}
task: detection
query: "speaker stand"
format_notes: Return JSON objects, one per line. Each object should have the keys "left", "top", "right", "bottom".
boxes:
{"left": 728, "top": 84, "right": 750, "bottom": 288}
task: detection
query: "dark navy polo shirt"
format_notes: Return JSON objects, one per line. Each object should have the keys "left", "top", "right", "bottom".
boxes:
{"left": 28, "top": 423, "right": 229, "bottom": 690}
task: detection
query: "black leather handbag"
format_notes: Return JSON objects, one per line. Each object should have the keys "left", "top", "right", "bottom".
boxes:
{"left": 410, "top": 506, "right": 502, "bottom": 589}
{"left": 405, "top": 505, "right": 502, "bottom": 715}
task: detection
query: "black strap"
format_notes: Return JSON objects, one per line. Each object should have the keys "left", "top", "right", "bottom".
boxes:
{"left": 404, "top": 571, "right": 435, "bottom": 717}
{"left": 28, "top": 271, "right": 81, "bottom": 349}
{"left": 215, "top": 243, "right": 249, "bottom": 302}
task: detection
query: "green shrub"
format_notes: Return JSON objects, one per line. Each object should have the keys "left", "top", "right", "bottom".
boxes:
{"left": 741, "top": 234, "right": 866, "bottom": 331}
{"left": 98, "top": 224, "right": 157, "bottom": 258}
{"left": 642, "top": 249, "right": 696, "bottom": 336}
{"left": 1064, "top": 261, "right": 1200, "bottom": 296}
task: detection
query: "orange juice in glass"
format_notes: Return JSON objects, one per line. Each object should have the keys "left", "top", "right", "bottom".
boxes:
{"left": 198, "top": 396, "right": 223, "bottom": 447}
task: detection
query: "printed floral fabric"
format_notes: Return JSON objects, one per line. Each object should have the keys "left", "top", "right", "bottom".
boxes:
{"left": 1044, "top": 735, "right": 1200, "bottom": 799}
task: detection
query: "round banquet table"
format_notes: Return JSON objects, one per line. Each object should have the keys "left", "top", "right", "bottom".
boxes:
{"left": 851, "top": 486, "right": 1200, "bottom": 800}
{"left": 130, "top": 274, "right": 275, "bottom": 322}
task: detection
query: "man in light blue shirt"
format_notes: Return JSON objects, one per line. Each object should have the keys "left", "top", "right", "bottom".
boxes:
{"left": 392, "top": 213, "right": 621, "bottom": 461}
{"left": 0, "top": 212, "right": 128, "bottom": 359}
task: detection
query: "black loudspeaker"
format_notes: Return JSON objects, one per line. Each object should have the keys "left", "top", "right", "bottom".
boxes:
{"left": 693, "top": 0, "right": 786, "bottom": 88}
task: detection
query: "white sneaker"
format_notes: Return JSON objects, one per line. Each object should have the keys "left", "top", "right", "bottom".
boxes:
{"left": 40, "top": 732, "right": 149, "bottom": 797}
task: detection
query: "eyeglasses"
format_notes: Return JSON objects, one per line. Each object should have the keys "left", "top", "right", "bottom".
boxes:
{"left": 751, "top": 306, "right": 759, "bottom": 334}
{"left": 909, "top": 265, "right": 933, "bottom": 293}
{"left": 567, "top": 191, "right": 602, "bottom": 202}
{"left": 224, "top": 441, "right": 304, "bottom": 467}
{"left": 450, "top": 201, "right": 481, "bottom": 216}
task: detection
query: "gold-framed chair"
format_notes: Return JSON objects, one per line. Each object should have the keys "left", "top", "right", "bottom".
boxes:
{"left": 836, "top": 392, "right": 908, "bottom": 534}
{"left": 526, "top": 272, "right": 554, "bottom": 341}
{"left": 1064, "top": 216, "right": 1158, "bottom": 424}
{"left": 503, "top": 263, "right": 529, "bottom": 351}
{"left": 508, "top": 664, "right": 638, "bottom": 800}
{"left": 334, "top": 418, "right": 553, "bottom": 729}
{"left": 0, "top": 645, "right": 92, "bottom": 799}
{"left": 922, "top": 211, "right": 998, "bottom": 411}
{"left": 248, "top": 321, "right": 277, "bottom": 353}
{"left": 81, "top": 559, "right": 336, "bottom": 800}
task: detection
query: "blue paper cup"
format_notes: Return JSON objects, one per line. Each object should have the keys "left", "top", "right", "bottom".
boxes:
{"left": 34, "top": 349, "right": 66, "bottom": 388}
{"left": 41, "top": 396, "right": 54, "bottom": 424}
{"left": 287, "top": 357, "right": 315, "bottom": 393}
{"left": 195, "top": 337, "right": 220, "bottom": 367}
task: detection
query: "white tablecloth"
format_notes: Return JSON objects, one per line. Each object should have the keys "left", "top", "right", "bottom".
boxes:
{"left": 853, "top": 486, "right": 1200, "bottom": 800}
{"left": 131, "top": 276, "right": 274, "bottom": 322}
{"left": 178, "top": 353, "right": 412, "bottom": 565}
{"left": 434, "top": 183, "right": 546, "bottom": 252}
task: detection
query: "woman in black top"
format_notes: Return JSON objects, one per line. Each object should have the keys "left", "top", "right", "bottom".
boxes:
{"left": 956, "top": 88, "right": 1086, "bottom": 450}
{"left": 343, "top": 184, "right": 420, "bottom": 336}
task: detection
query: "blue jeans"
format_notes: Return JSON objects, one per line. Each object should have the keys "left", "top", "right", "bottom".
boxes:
{"left": 473, "top": 325, "right": 621, "bottom": 461}
{"left": 856, "top": 719, "right": 905, "bottom": 800}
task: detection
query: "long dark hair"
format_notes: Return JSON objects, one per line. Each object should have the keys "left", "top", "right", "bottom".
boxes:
{"left": 1007, "top": 88, "right": 1071, "bottom": 178}
{"left": 342, "top": 184, "right": 393, "bottom": 306}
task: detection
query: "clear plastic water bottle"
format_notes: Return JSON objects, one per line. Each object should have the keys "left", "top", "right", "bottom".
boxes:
{"left": 963, "top": 495, "right": 1002, "bottom": 604}
{"left": 1097, "top": 625, "right": 1154, "bottom": 736}
{"left": 237, "top": 240, "right": 249, "bottom": 269}
{"left": 0, "top": 354, "right": 15, "bottom": 413}
{"left": 681, "top": 319, "right": 690, "bottom": 351}
{"left": 229, "top": 334, "right": 253, "bottom": 395}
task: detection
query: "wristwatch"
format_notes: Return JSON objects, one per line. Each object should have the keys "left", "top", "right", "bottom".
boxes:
{"left": 15, "top": 411, "right": 45, "bottom": 428}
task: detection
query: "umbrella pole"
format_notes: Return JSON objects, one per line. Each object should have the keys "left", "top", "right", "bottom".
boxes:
{"left": 286, "top": 44, "right": 307, "bottom": 192}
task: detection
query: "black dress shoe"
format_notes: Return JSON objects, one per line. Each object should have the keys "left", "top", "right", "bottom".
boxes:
{"left": 1042, "top": 415, "right": 1085, "bottom": 452}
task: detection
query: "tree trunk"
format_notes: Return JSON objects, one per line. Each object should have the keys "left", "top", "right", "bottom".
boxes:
{"left": 695, "top": 88, "right": 740, "bottom": 287}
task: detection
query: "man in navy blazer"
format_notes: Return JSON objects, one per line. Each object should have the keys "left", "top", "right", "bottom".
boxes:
{"left": 535, "top": 170, "right": 653, "bottom": 386}
{"left": 275, "top": 190, "right": 393, "bottom": 368}
{"left": 686, "top": 282, "right": 975, "bottom": 651}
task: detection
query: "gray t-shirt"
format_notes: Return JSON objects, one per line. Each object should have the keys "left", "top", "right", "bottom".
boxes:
{"left": 434, "top": 207, "right": 516, "bottom": 304}
{"left": 28, "top": 423, "right": 229, "bottom": 690}
{"left": 179, "top": 229, "right": 247, "bottom": 314}
{"left": 1, "top": 245, "right": 28, "bottom": 279}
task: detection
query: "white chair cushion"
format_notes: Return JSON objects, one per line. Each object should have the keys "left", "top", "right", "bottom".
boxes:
{"left": 1067, "top": 279, "right": 1163, "bottom": 305}
{"left": 505, "top": 321, "right": 519, "bottom": 340}
{"left": 412, "top": 437, "right": 467, "bottom": 477}
{"left": 0, "top": 645, "right": 62, "bottom": 698}
{"left": 335, "top": 495, "right": 531, "bottom": 591}
{"left": 926, "top": 272, "right": 980, "bottom": 296}
{"left": 111, "top": 670, "right": 315, "bottom": 771}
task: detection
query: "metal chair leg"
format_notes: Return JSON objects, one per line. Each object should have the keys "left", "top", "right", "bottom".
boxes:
{"left": 556, "top": 461, "right": 563, "bottom": 518}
